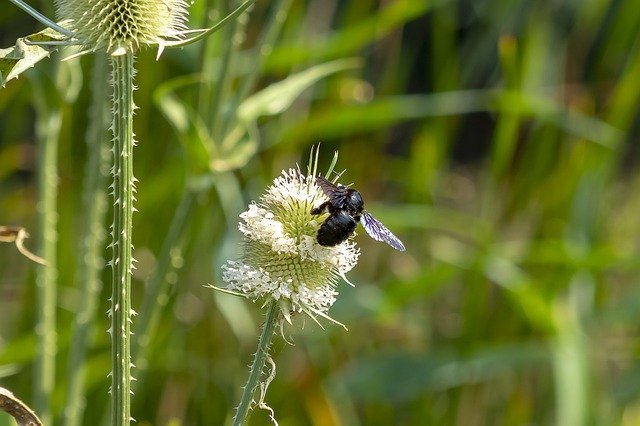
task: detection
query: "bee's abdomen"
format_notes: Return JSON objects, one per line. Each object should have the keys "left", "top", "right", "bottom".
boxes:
{"left": 316, "top": 211, "right": 358, "bottom": 247}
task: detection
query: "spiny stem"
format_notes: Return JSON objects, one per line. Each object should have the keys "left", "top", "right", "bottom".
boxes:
{"left": 110, "top": 53, "right": 136, "bottom": 426}
{"left": 64, "top": 53, "right": 110, "bottom": 426}
{"left": 233, "top": 302, "right": 280, "bottom": 426}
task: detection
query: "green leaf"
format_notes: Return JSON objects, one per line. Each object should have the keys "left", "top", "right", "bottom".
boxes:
{"left": 0, "top": 27, "right": 67, "bottom": 87}
{"left": 237, "top": 58, "right": 361, "bottom": 121}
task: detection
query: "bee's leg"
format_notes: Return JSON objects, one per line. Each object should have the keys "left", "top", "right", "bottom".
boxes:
{"left": 311, "top": 201, "right": 329, "bottom": 215}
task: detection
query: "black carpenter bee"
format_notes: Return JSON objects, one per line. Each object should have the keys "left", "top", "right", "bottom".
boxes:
{"left": 311, "top": 176, "right": 406, "bottom": 251}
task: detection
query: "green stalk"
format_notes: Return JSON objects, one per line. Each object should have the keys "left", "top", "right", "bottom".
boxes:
{"left": 552, "top": 290, "right": 588, "bottom": 426}
{"left": 235, "top": 0, "right": 292, "bottom": 105}
{"left": 30, "top": 57, "right": 63, "bottom": 425}
{"left": 221, "top": 0, "right": 291, "bottom": 138}
{"left": 34, "top": 108, "right": 61, "bottom": 426}
{"left": 196, "top": 0, "right": 224, "bottom": 119}
{"left": 64, "top": 53, "right": 110, "bottom": 426}
{"left": 110, "top": 53, "right": 136, "bottom": 426}
{"left": 232, "top": 302, "right": 280, "bottom": 426}
{"left": 208, "top": 0, "right": 242, "bottom": 141}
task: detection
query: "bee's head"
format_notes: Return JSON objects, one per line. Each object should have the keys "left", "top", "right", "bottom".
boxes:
{"left": 344, "top": 188, "right": 364, "bottom": 215}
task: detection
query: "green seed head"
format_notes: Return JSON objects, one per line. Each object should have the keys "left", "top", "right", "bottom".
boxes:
{"left": 55, "top": 0, "right": 189, "bottom": 55}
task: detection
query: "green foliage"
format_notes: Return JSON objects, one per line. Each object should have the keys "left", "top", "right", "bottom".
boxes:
{"left": 0, "top": 27, "right": 65, "bottom": 87}
{"left": 1, "top": 0, "right": 640, "bottom": 424}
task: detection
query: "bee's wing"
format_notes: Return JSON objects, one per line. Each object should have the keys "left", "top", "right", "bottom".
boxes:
{"left": 360, "top": 211, "right": 406, "bottom": 251}
{"left": 315, "top": 176, "right": 340, "bottom": 197}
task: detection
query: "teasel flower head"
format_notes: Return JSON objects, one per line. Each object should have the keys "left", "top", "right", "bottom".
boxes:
{"left": 219, "top": 157, "right": 360, "bottom": 328}
{"left": 54, "top": 0, "right": 190, "bottom": 56}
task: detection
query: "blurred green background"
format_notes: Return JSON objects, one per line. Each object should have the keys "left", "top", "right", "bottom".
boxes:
{"left": 2, "top": 0, "right": 640, "bottom": 424}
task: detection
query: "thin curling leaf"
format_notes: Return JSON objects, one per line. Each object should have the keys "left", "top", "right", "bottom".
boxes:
{"left": 0, "top": 386, "right": 43, "bottom": 426}
{"left": 238, "top": 58, "right": 362, "bottom": 121}
{"left": 0, "top": 27, "right": 67, "bottom": 87}
{"left": 0, "top": 226, "right": 47, "bottom": 265}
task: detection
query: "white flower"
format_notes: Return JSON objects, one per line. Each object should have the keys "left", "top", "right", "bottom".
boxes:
{"left": 221, "top": 168, "right": 360, "bottom": 326}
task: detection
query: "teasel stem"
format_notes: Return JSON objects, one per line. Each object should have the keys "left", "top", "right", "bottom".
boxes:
{"left": 64, "top": 53, "right": 111, "bottom": 426}
{"left": 30, "top": 67, "right": 62, "bottom": 426}
{"left": 233, "top": 301, "right": 280, "bottom": 426}
{"left": 34, "top": 110, "right": 60, "bottom": 426}
{"left": 109, "top": 53, "right": 136, "bottom": 426}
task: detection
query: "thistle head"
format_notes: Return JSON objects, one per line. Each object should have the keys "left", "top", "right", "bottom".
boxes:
{"left": 220, "top": 165, "right": 360, "bottom": 328}
{"left": 55, "top": 0, "right": 189, "bottom": 55}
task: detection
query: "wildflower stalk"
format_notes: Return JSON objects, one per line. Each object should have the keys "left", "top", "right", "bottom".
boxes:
{"left": 64, "top": 53, "right": 110, "bottom": 426}
{"left": 30, "top": 66, "right": 63, "bottom": 425}
{"left": 34, "top": 110, "right": 60, "bottom": 426}
{"left": 109, "top": 52, "right": 136, "bottom": 426}
{"left": 233, "top": 301, "right": 280, "bottom": 426}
